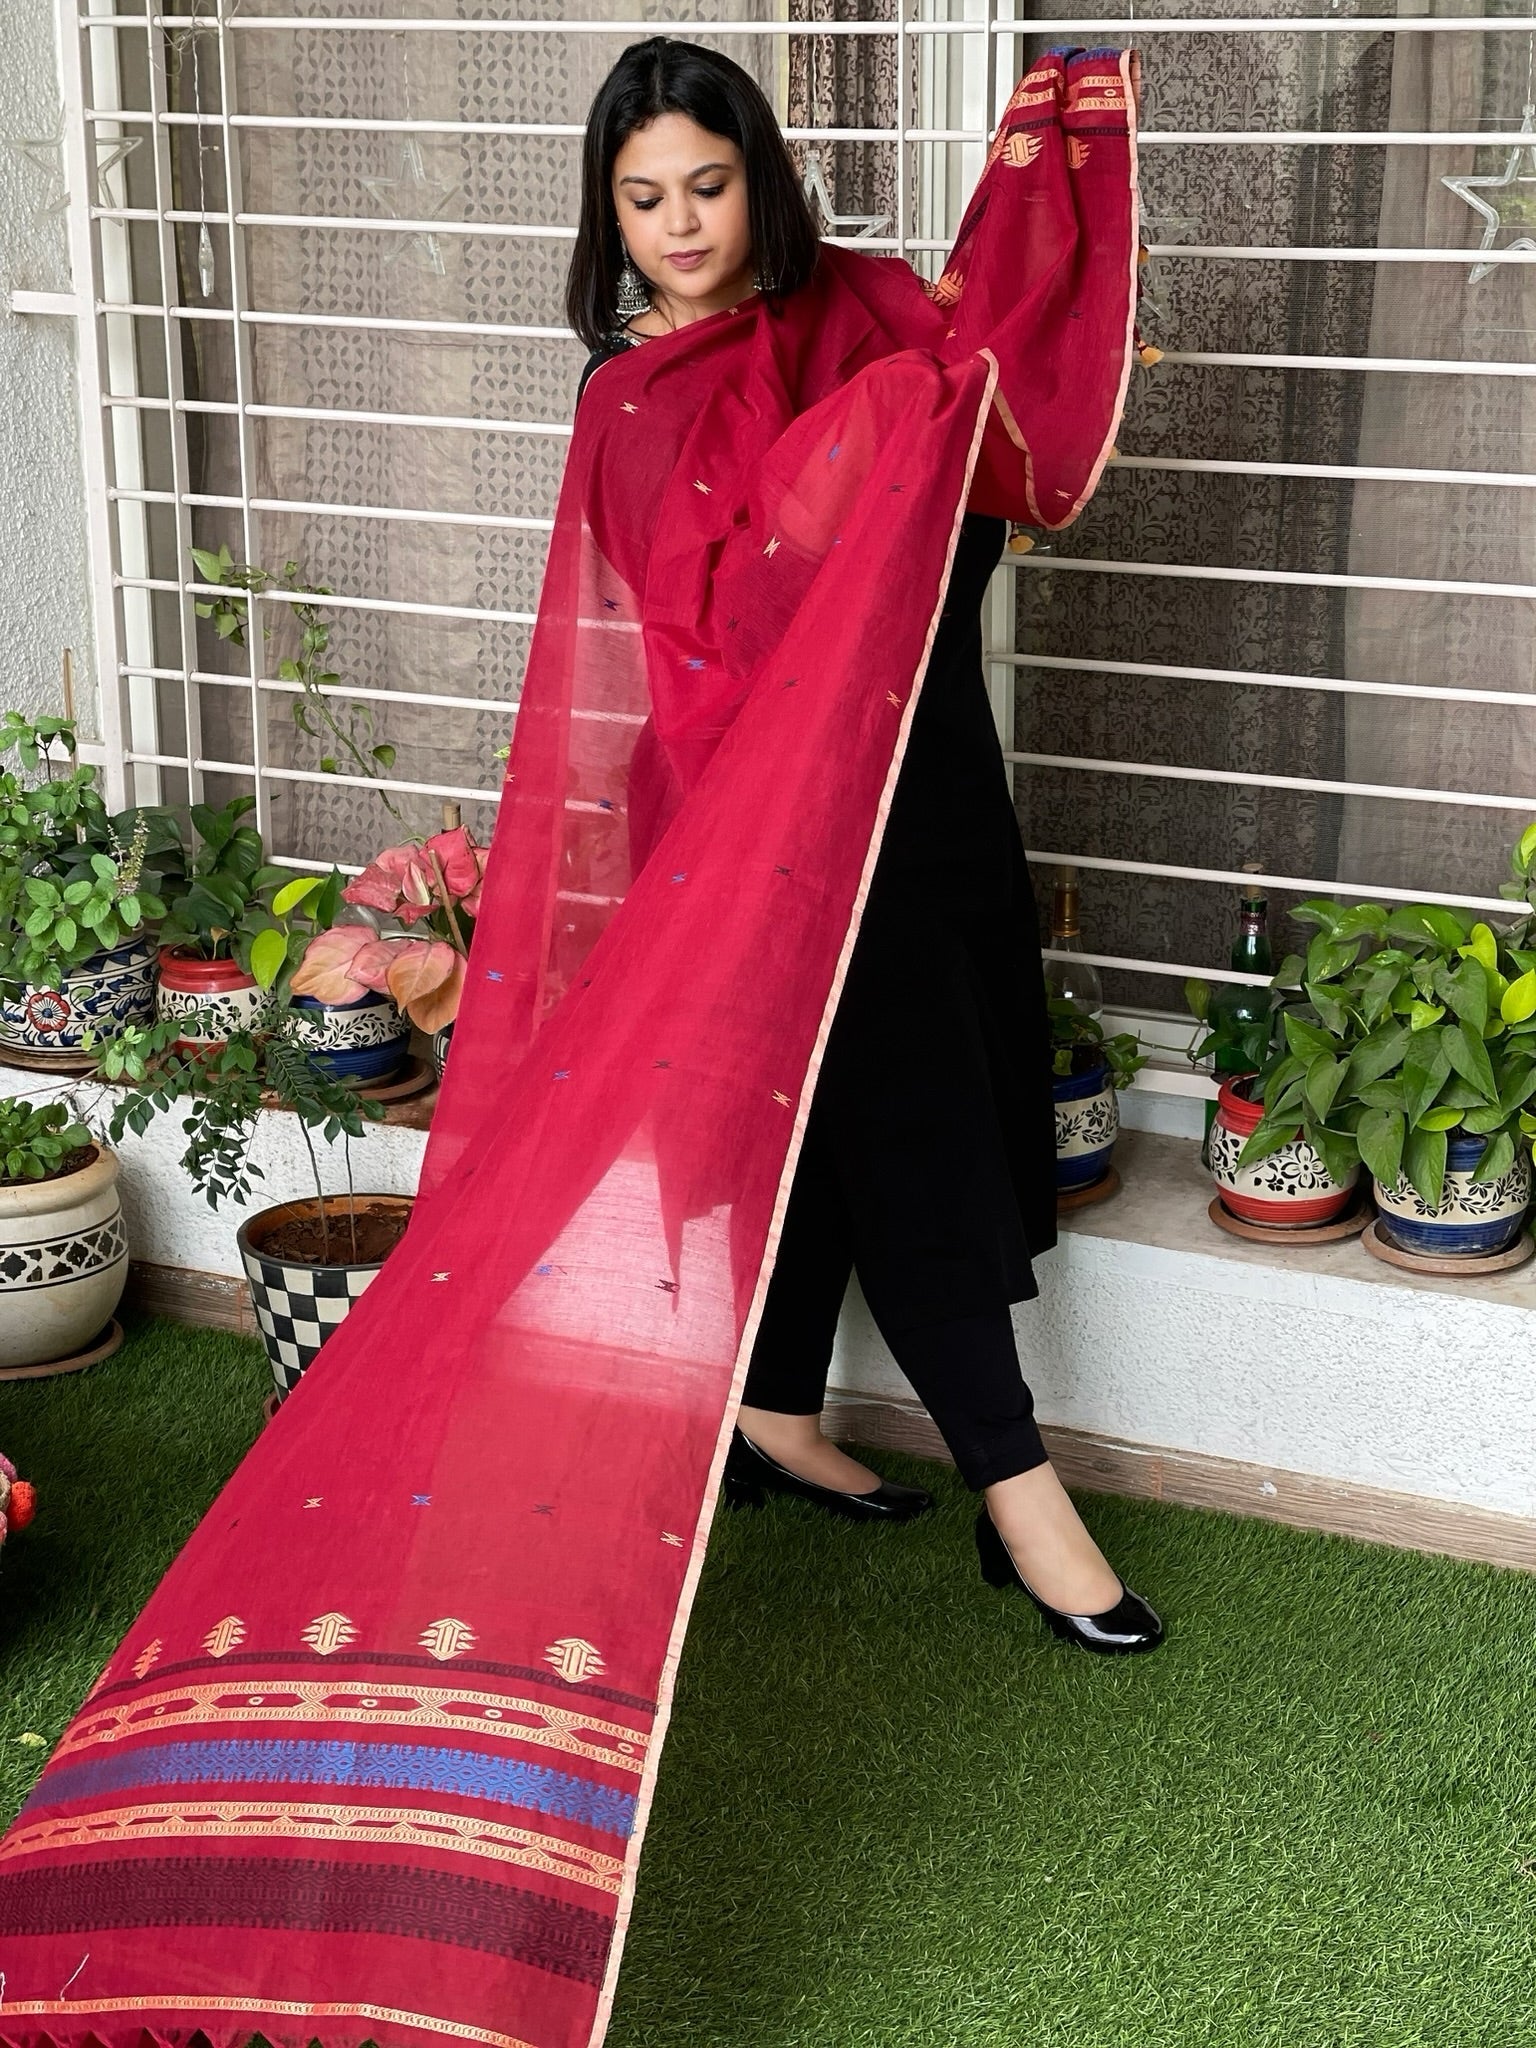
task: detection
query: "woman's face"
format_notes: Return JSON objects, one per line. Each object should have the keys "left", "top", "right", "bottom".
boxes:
{"left": 611, "top": 112, "right": 754, "bottom": 320}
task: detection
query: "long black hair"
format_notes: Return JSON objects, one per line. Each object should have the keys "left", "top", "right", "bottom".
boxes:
{"left": 566, "top": 37, "right": 820, "bottom": 352}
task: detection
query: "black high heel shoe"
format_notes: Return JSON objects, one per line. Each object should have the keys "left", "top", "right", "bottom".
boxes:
{"left": 723, "top": 1427, "right": 933, "bottom": 1523}
{"left": 974, "top": 1508, "right": 1164, "bottom": 1655}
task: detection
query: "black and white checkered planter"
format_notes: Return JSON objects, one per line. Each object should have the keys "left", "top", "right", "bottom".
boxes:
{"left": 236, "top": 1194, "right": 414, "bottom": 1396}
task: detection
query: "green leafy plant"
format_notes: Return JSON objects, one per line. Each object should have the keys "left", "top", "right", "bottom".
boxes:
{"left": 248, "top": 870, "right": 347, "bottom": 1002}
{"left": 1049, "top": 996, "right": 1146, "bottom": 1092}
{"left": 1237, "top": 889, "right": 1536, "bottom": 1211}
{"left": 0, "top": 714, "right": 176, "bottom": 993}
{"left": 155, "top": 795, "right": 290, "bottom": 966}
{"left": 0, "top": 1097, "right": 92, "bottom": 1185}
{"left": 98, "top": 1006, "right": 385, "bottom": 1258}
{"left": 192, "top": 544, "right": 404, "bottom": 823}
{"left": 1183, "top": 975, "right": 1282, "bottom": 1080}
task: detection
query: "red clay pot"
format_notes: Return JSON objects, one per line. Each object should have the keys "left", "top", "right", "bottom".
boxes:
{"left": 1209, "top": 1074, "right": 1358, "bottom": 1228}
{"left": 155, "top": 945, "right": 269, "bottom": 1052}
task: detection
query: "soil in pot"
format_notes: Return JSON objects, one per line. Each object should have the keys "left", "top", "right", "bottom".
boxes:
{"left": 261, "top": 1198, "right": 411, "bottom": 1267}
{"left": 0, "top": 1144, "right": 95, "bottom": 1190}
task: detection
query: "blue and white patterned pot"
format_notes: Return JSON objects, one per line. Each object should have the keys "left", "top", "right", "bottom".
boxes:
{"left": 1375, "top": 1133, "right": 1532, "bottom": 1258}
{"left": 291, "top": 989, "right": 411, "bottom": 1085}
{"left": 1054, "top": 1059, "right": 1119, "bottom": 1191}
{"left": 0, "top": 937, "right": 157, "bottom": 1060}
{"left": 431, "top": 1022, "right": 453, "bottom": 1082}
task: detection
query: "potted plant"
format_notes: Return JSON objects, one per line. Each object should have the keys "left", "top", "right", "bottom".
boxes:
{"left": 99, "top": 1007, "right": 409, "bottom": 1395}
{"left": 153, "top": 796, "right": 290, "bottom": 1050}
{"left": 1050, "top": 997, "right": 1145, "bottom": 1192}
{"left": 0, "top": 714, "right": 176, "bottom": 1063}
{"left": 1236, "top": 893, "right": 1535, "bottom": 1257}
{"left": 250, "top": 871, "right": 411, "bottom": 1087}
{"left": 1191, "top": 960, "right": 1362, "bottom": 1229}
{"left": 0, "top": 1095, "right": 128, "bottom": 1370}
{"left": 292, "top": 822, "right": 486, "bottom": 1080}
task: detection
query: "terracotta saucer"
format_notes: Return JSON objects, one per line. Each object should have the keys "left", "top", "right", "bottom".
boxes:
{"left": 1058, "top": 1165, "right": 1121, "bottom": 1213}
{"left": 1207, "top": 1191, "right": 1372, "bottom": 1247}
{"left": 0, "top": 1316, "right": 124, "bottom": 1381}
{"left": 1360, "top": 1218, "right": 1535, "bottom": 1278}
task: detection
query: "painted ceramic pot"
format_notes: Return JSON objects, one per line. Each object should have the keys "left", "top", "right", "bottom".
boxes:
{"left": 291, "top": 989, "right": 411, "bottom": 1085}
{"left": 0, "top": 938, "right": 157, "bottom": 1060}
{"left": 0, "top": 1144, "right": 128, "bottom": 1370}
{"left": 1374, "top": 1133, "right": 1532, "bottom": 1258}
{"left": 431, "top": 1022, "right": 453, "bottom": 1083}
{"left": 1054, "top": 1059, "right": 1119, "bottom": 1191}
{"left": 1210, "top": 1075, "right": 1358, "bottom": 1228}
{"left": 237, "top": 1192, "right": 414, "bottom": 1396}
{"left": 156, "top": 946, "right": 269, "bottom": 1051}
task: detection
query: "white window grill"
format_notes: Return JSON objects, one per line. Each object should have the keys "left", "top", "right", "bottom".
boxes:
{"left": 26, "top": 0, "right": 1536, "bottom": 1098}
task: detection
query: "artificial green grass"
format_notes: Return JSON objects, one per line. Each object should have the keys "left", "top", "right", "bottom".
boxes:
{"left": 3, "top": 1320, "right": 1535, "bottom": 2046}
{"left": 0, "top": 1313, "right": 270, "bottom": 1821}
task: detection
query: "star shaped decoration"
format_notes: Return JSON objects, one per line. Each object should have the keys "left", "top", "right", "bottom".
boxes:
{"left": 801, "top": 147, "right": 888, "bottom": 241}
{"left": 6, "top": 119, "right": 68, "bottom": 219}
{"left": 1442, "top": 102, "right": 1536, "bottom": 284}
{"left": 91, "top": 135, "right": 143, "bottom": 207}
{"left": 5, "top": 126, "right": 145, "bottom": 223}
{"left": 360, "top": 137, "right": 461, "bottom": 277}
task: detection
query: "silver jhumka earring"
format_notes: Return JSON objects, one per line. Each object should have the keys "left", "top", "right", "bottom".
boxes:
{"left": 615, "top": 246, "right": 651, "bottom": 321}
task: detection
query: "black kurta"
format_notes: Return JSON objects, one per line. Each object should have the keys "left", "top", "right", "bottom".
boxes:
{"left": 577, "top": 340, "right": 1057, "bottom": 1358}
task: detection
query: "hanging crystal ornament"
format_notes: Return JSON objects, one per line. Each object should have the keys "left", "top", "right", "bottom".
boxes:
{"left": 1441, "top": 100, "right": 1536, "bottom": 284}
{"left": 174, "top": 0, "right": 218, "bottom": 298}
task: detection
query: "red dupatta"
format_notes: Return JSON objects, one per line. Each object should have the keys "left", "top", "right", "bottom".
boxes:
{"left": 0, "top": 50, "right": 1138, "bottom": 2048}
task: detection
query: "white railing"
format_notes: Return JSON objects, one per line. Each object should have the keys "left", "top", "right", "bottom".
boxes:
{"left": 26, "top": 0, "right": 1536, "bottom": 1104}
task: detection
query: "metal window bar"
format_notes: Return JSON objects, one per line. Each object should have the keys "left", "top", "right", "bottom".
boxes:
{"left": 49, "top": 0, "right": 1536, "bottom": 1047}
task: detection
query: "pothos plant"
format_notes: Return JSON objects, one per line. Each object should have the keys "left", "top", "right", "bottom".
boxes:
{"left": 0, "top": 713, "right": 177, "bottom": 993}
{"left": 1236, "top": 872, "right": 1536, "bottom": 1211}
{"left": 1049, "top": 996, "right": 1146, "bottom": 1092}
{"left": 192, "top": 543, "right": 405, "bottom": 825}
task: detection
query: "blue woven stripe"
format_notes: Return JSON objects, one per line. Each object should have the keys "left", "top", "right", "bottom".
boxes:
{"left": 32, "top": 1738, "right": 636, "bottom": 1838}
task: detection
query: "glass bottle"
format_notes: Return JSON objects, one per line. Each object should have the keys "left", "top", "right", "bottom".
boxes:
{"left": 1203, "top": 866, "right": 1277, "bottom": 1139}
{"left": 1044, "top": 865, "right": 1104, "bottom": 1020}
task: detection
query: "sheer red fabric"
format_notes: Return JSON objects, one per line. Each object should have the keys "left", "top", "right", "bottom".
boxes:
{"left": 0, "top": 50, "right": 1138, "bottom": 2048}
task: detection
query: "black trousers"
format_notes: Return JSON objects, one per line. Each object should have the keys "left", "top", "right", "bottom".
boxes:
{"left": 739, "top": 882, "right": 1049, "bottom": 1494}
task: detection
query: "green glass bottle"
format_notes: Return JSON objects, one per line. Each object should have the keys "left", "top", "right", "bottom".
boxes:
{"left": 1203, "top": 867, "right": 1276, "bottom": 1140}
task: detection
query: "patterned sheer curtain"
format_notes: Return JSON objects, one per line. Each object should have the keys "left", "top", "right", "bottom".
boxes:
{"left": 157, "top": 2, "right": 1533, "bottom": 993}
{"left": 1339, "top": 0, "right": 1536, "bottom": 898}
{"left": 1015, "top": 21, "right": 1394, "bottom": 1007}
{"left": 166, "top": 1, "right": 777, "bottom": 872}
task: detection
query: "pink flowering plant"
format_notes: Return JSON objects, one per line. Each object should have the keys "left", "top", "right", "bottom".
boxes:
{"left": 290, "top": 825, "right": 487, "bottom": 1035}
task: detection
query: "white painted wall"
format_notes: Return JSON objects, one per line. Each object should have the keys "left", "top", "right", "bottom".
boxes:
{"left": 13, "top": 1057, "right": 1533, "bottom": 1525}
{"left": 0, "top": 0, "right": 97, "bottom": 728}
{"left": 835, "top": 1130, "right": 1536, "bottom": 1522}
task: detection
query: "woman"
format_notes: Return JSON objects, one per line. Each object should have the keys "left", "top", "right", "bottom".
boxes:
{"left": 571, "top": 39, "right": 1160, "bottom": 1653}
{"left": 0, "top": 37, "right": 1148, "bottom": 2048}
